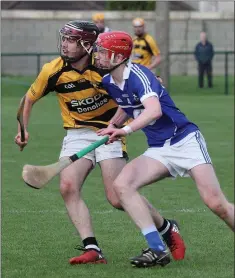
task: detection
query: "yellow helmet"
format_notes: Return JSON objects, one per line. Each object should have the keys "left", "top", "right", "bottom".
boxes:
{"left": 132, "top": 18, "right": 145, "bottom": 27}
{"left": 92, "top": 13, "right": 105, "bottom": 22}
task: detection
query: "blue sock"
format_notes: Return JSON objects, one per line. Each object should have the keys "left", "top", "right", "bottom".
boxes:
{"left": 142, "top": 225, "right": 166, "bottom": 253}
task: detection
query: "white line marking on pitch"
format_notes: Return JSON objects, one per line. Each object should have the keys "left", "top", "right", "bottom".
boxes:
{"left": 5, "top": 208, "right": 208, "bottom": 214}
{"left": 3, "top": 159, "right": 17, "bottom": 163}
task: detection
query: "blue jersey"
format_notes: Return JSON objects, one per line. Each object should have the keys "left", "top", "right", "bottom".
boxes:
{"left": 102, "top": 62, "right": 198, "bottom": 147}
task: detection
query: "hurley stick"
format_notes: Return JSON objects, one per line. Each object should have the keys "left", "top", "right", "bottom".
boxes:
{"left": 22, "top": 136, "right": 109, "bottom": 189}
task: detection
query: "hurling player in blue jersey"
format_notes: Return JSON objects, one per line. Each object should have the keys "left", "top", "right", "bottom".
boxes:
{"left": 95, "top": 31, "right": 234, "bottom": 268}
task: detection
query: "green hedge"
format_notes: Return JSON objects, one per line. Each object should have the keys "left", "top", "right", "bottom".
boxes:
{"left": 105, "top": 1, "right": 156, "bottom": 11}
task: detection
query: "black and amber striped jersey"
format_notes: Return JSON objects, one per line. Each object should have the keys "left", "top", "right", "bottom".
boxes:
{"left": 26, "top": 57, "right": 118, "bottom": 130}
{"left": 132, "top": 33, "right": 160, "bottom": 66}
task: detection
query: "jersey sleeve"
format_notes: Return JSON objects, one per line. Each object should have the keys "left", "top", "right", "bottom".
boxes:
{"left": 145, "top": 35, "right": 160, "bottom": 56}
{"left": 133, "top": 66, "right": 162, "bottom": 102}
{"left": 26, "top": 63, "right": 53, "bottom": 102}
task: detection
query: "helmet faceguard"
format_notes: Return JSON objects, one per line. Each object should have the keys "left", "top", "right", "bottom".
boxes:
{"left": 94, "top": 31, "right": 133, "bottom": 71}
{"left": 93, "top": 44, "right": 122, "bottom": 69}
{"left": 59, "top": 21, "right": 99, "bottom": 63}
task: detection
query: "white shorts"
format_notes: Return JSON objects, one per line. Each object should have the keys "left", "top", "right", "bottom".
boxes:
{"left": 59, "top": 128, "right": 125, "bottom": 166}
{"left": 143, "top": 131, "right": 212, "bottom": 178}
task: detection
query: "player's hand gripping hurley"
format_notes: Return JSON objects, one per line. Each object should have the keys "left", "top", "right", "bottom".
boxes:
{"left": 22, "top": 136, "right": 109, "bottom": 189}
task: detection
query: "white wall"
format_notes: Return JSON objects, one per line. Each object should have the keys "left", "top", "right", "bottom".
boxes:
{"left": 1, "top": 10, "right": 234, "bottom": 75}
{"left": 200, "top": 1, "right": 234, "bottom": 12}
{"left": 218, "top": 1, "right": 234, "bottom": 12}
{"left": 200, "top": 1, "right": 218, "bottom": 12}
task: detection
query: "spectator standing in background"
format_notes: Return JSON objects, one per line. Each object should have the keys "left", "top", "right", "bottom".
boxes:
{"left": 194, "top": 31, "right": 214, "bottom": 88}
{"left": 131, "top": 18, "right": 161, "bottom": 72}
{"left": 92, "top": 13, "right": 111, "bottom": 33}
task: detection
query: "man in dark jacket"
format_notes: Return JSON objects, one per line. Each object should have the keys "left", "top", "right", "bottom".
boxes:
{"left": 194, "top": 32, "right": 214, "bottom": 88}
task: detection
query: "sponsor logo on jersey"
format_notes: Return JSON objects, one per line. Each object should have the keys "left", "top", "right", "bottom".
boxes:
{"left": 77, "top": 78, "right": 87, "bottom": 83}
{"left": 90, "top": 80, "right": 103, "bottom": 89}
{"left": 116, "top": 98, "right": 123, "bottom": 103}
{"left": 133, "top": 93, "right": 140, "bottom": 102}
{"left": 67, "top": 93, "right": 108, "bottom": 113}
{"left": 64, "top": 83, "right": 76, "bottom": 89}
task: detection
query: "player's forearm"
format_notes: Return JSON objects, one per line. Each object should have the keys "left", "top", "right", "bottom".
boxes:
{"left": 18, "top": 96, "right": 34, "bottom": 131}
{"left": 110, "top": 107, "right": 129, "bottom": 127}
{"left": 127, "top": 108, "right": 162, "bottom": 133}
{"left": 149, "top": 55, "right": 161, "bottom": 70}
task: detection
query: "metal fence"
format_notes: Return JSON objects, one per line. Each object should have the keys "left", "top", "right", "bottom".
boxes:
{"left": 1, "top": 51, "right": 234, "bottom": 95}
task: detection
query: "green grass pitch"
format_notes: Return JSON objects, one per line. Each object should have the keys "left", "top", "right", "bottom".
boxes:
{"left": 1, "top": 76, "right": 234, "bottom": 278}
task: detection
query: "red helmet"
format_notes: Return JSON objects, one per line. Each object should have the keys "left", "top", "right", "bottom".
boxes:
{"left": 95, "top": 31, "right": 133, "bottom": 66}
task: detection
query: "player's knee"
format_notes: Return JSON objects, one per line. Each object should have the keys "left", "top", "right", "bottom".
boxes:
{"left": 113, "top": 180, "right": 130, "bottom": 199}
{"left": 106, "top": 195, "right": 123, "bottom": 210}
{"left": 108, "top": 199, "right": 123, "bottom": 210}
{"left": 60, "top": 180, "right": 79, "bottom": 199}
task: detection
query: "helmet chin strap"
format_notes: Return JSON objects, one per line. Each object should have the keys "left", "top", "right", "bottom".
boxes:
{"left": 107, "top": 53, "right": 129, "bottom": 73}
{"left": 109, "top": 58, "right": 129, "bottom": 73}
